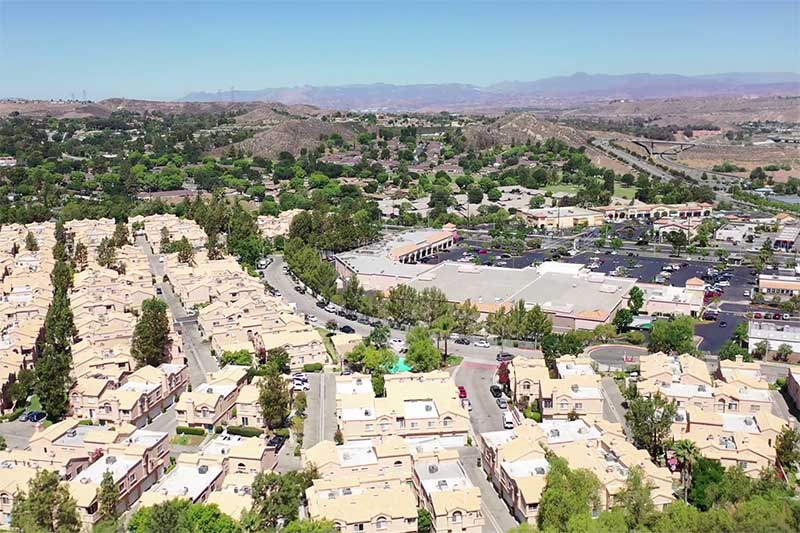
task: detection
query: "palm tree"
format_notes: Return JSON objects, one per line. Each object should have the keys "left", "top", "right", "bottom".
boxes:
{"left": 432, "top": 311, "right": 456, "bottom": 364}
{"left": 671, "top": 439, "right": 700, "bottom": 503}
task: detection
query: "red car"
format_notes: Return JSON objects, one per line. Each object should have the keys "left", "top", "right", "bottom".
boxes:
{"left": 477, "top": 249, "right": 489, "bottom": 255}
{"left": 753, "top": 312, "right": 762, "bottom": 319}
{"left": 458, "top": 386, "right": 467, "bottom": 399}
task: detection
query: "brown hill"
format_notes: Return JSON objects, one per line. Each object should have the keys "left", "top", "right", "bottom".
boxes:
{"left": 216, "top": 118, "right": 362, "bottom": 157}
{"left": 464, "top": 112, "right": 589, "bottom": 149}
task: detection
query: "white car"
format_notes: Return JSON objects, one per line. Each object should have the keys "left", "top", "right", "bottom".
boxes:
{"left": 324, "top": 304, "right": 337, "bottom": 313}
{"left": 743, "top": 289, "right": 751, "bottom": 297}
{"left": 307, "top": 315, "right": 318, "bottom": 323}
{"left": 292, "top": 380, "right": 310, "bottom": 392}
{"left": 390, "top": 338, "right": 406, "bottom": 347}
{"left": 473, "top": 340, "right": 491, "bottom": 348}
{"left": 716, "top": 280, "right": 730, "bottom": 287}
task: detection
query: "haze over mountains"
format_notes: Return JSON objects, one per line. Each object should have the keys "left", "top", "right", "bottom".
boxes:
{"left": 180, "top": 72, "right": 800, "bottom": 112}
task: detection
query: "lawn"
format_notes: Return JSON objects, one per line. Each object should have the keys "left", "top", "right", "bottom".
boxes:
{"left": 614, "top": 185, "right": 638, "bottom": 200}
{"left": 543, "top": 184, "right": 581, "bottom": 195}
{"left": 444, "top": 355, "right": 464, "bottom": 367}
{"left": 171, "top": 434, "right": 205, "bottom": 447}
{"left": 28, "top": 395, "right": 41, "bottom": 412}
{"left": 317, "top": 328, "right": 338, "bottom": 363}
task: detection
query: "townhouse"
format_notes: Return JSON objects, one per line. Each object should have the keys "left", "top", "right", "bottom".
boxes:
{"left": 303, "top": 435, "right": 413, "bottom": 480}
{"left": 638, "top": 353, "right": 771, "bottom": 413}
{"left": 65, "top": 218, "right": 116, "bottom": 258}
{"left": 336, "top": 371, "right": 470, "bottom": 447}
{"left": 671, "top": 406, "right": 785, "bottom": 476}
{"left": 174, "top": 366, "right": 248, "bottom": 429}
{"left": 256, "top": 209, "right": 303, "bottom": 238}
{"left": 129, "top": 213, "right": 207, "bottom": 249}
{"left": 510, "top": 356, "right": 604, "bottom": 419}
{"left": 412, "top": 450, "right": 484, "bottom": 533}
{"left": 306, "top": 476, "right": 419, "bottom": 533}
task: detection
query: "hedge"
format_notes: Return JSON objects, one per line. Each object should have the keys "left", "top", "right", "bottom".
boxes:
{"left": 226, "top": 426, "right": 264, "bottom": 438}
{"left": 274, "top": 428, "right": 290, "bottom": 438}
{"left": 0, "top": 408, "right": 25, "bottom": 422}
{"left": 176, "top": 426, "right": 206, "bottom": 436}
{"left": 78, "top": 419, "right": 95, "bottom": 426}
{"left": 303, "top": 363, "right": 323, "bottom": 373}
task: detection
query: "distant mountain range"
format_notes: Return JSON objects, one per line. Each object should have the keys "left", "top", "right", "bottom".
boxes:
{"left": 180, "top": 72, "right": 800, "bottom": 111}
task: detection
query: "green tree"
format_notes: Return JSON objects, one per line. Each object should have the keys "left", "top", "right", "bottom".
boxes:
{"left": 628, "top": 286, "right": 644, "bottom": 314}
{"left": 416, "top": 287, "right": 450, "bottom": 327}
{"left": 718, "top": 340, "right": 749, "bottom": 361}
{"left": 283, "top": 519, "right": 337, "bottom": 533}
{"left": 775, "top": 343, "right": 793, "bottom": 362}
{"left": 617, "top": 465, "right": 656, "bottom": 530}
{"left": 648, "top": 316, "right": 695, "bottom": 354}
{"left": 666, "top": 231, "right": 689, "bottom": 255}
{"left": 526, "top": 304, "right": 552, "bottom": 348}
{"left": 452, "top": 299, "right": 480, "bottom": 336}
{"left": 671, "top": 439, "right": 700, "bottom": 503}
{"left": 625, "top": 392, "right": 678, "bottom": 461}
{"left": 97, "top": 471, "right": 120, "bottom": 525}
{"left": 266, "top": 347, "right": 290, "bottom": 374}
{"left": 431, "top": 310, "right": 456, "bottom": 359}
{"left": 112, "top": 222, "right": 130, "bottom": 247}
{"left": 775, "top": 425, "right": 800, "bottom": 471}
{"left": 366, "top": 323, "right": 390, "bottom": 349}
{"left": 220, "top": 350, "right": 254, "bottom": 367}
{"left": 128, "top": 500, "right": 241, "bottom": 533}
{"left": 175, "top": 236, "right": 195, "bottom": 265}
{"left": 11, "top": 469, "right": 81, "bottom": 533}
{"left": 130, "top": 298, "right": 170, "bottom": 368}
{"left": 613, "top": 308, "right": 634, "bottom": 331}
{"left": 538, "top": 457, "right": 601, "bottom": 531}
{"left": 250, "top": 468, "right": 317, "bottom": 529}
{"left": 159, "top": 226, "right": 172, "bottom": 252}
{"left": 342, "top": 276, "right": 364, "bottom": 311}
{"left": 259, "top": 371, "right": 290, "bottom": 430}
{"left": 688, "top": 457, "right": 724, "bottom": 511}
{"left": 96, "top": 237, "right": 117, "bottom": 269}
{"left": 73, "top": 242, "right": 88, "bottom": 272}
{"left": 385, "top": 284, "right": 418, "bottom": 326}
{"left": 405, "top": 326, "right": 441, "bottom": 372}
{"left": 34, "top": 344, "right": 72, "bottom": 421}
{"left": 417, "top": 508, "right": 433, "bottom": 533}
{"left": 24, "top": 231, "right": 39, "bottom": 251}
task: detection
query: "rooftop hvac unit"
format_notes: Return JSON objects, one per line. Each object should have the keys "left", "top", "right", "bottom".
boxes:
{"left": 198, "top": 465, "right": 208, "bottom": 474}
{"left": 428, "top": 464, "right": 438, "bottom": 474}
{"left": 535, "top": 467, "right": 546, "bottom": 475}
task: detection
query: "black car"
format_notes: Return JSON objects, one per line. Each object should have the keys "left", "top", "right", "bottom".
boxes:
{"left": 357, "top": 316, "right": 370, "bottom": 325}
{"left": 316, "top": 300, "right": 328, "bottom": 309}
{"left": 370, "top": 319, "right": 383, "bottom": 328}
{"left": 454, "top": 337, "right": 471, "bottom": 345}
{"left": 496, "top": 352, "right": 515, "bottom": 362}
{"left": 490, "top": 385, "right": 503, "bottom": 398}
{"left": 294, "top": 285, "right": 305, "bottom": 294}
{"left": 340, "top": 325, "right": 356, "bottom": 334}
{"left": 345, "top": 312, "right": 358, "bottom": 321}
{"left": 26, "top": 411, "right": 46, "bottom": 423}
{"left": 719, "top": 321, "right": 728, "bottom": 328}
{"left": 267, "top": 435, "right": 286, "bottom": 452}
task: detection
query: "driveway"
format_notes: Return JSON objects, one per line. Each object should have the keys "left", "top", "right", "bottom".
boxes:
{"left": 0, "top": 420, "right": 36, "bottom": 449}
{"left": 303, "top": 372, "right": 336, "bottom": 449}
{"left": 454, "top": 361, "right": 505, "bottom": 435}
{"left": 458, "top": 447, "right": 518, "bottom": 532}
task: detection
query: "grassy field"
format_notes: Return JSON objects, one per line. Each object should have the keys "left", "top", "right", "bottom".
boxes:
{"left": 171, "top": 434, "right": 205, "bottom": 446}
{"left": 614, "top": 185, "right": 638, "bottom": 200}
{"left": 543, "top": 184, "right": 581, "bottom": 194}
{"left": 317, "top": 328, "right": 338, "bottom": 363}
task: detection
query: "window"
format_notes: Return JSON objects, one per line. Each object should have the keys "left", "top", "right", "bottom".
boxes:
{"left": 411, "top": 422, "right": 418, "bottom": 429}
{"left": 443, "top": 416, "right": 453, "bottom": 427}
{"left": 728, "top": 402, "right": 738, "bottom": 412}
{"left": 523, "top": 383, "right": 530, "bottom": 390}
{"left": 128, "top": 473, "right": 136, "bottom": 483}
{"left": 354, "top": 524, "right": 364, "bottom": 532}
{"left": 560, "top": 401, "right": 569, "bottom": 410}
{"left": 380, "top": 423, "right": 389, "bottom": 432}
{"left": 750, "top": 405, "right": 760, "bottom": 412}
{"left": 428, "top": 421, "right": 436, "bottom": 428}
{"left": 237, "top": 462, "right": 246, "bottom": 473}
{"left": 452, "top": 511, "right": 463, "bottom": 524}
{"left": 366, "top": 424, "right": 374, "bottom": 431}
{"left": 376, "top": 517, "right": 388, "bottom": 530}
{"left": 574, "top": 403, "right": 583, "bottom": 410}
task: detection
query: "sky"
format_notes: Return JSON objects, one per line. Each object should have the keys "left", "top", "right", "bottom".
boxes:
{"left": 1, "top": 0, "right": 798, "bottom": 100}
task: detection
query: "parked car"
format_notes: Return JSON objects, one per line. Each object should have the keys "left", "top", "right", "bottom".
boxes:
{"left": 455, "top": 337, "right": 471, "bottom": 345}
{"left": 316, "top": 300, "right": 328, "bottom": 309}
{"left": 458, "top": 386, "right": 467, "bottom": 399}
{"left": 473, "top": 339, "right": 491, "bottom": 348}
{"left": 26, "top": 411, "right": 46, "bottom": 423}
{"left": 390, "top": 338, "right": 406, "bottom": 347}
{"left": 496, "top": 352, "right": 515, "bottom": 362}
{"left": 743, "top": 290, "right": 751, "bottom": 297}
{"left": 461, "top": 398, "right": 472, "bottom": 411}
{"left": 753, "top": 312, "right": 763, "bottom": 319}
{"left": 340, "top": 325, "right": 355, "bottom": 334}
{"left": 496, "top": 398, "right": 509, "bottom": 409}
{"left": 490, "top": 385, "right": 503, "bottom": 398}
{"left": 719, "top": 321, "right": 728, "bottom": 328}
{"left": 324, "top": 304, "right": 338, "bottom": 313}
{"left": 307, "top": 315, "right": 318, "bottom": 323}
{"left": 783, "top": 313, "right": 791, "bottom": 320}
{"left": 716, "top": 280, "right": 730, "bottom": 287}
{"left": 267, "top": 435, "right": 287, "bottom": 452}
{"left": 292, "top": 380, "right": 310, "bottom": 392}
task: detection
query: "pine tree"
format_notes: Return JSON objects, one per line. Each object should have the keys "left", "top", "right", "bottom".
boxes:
{"left": 24, "top": 231, "right": 38, "bottom": 251}
{"left": 97, "top": 471, "right": 120, "bottom": 524}
{"left": 73, "top": 242, "right": 88, "bottom": 272}
{"left": 131, "top": 298, "right": 171, "bottom": 368}
{"left": 11, "top": 470, "right": 80, "bottom": 533}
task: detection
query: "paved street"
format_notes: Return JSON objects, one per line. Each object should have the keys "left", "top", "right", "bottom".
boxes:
{"left": 0, "top": 421, "right": 36, "bottom": 449}
{"left": 137, "top": 236, "right": 218, "bottom": 385}
{"left": 454, "top": 361, "right": 503, "bottom": 435}
{"left": 145, "top": 405, "right": 177, "bottom": 433}
{"left": 303, "top": 372, "right": 336, "bottom": 449}
{"left": 458, "top": 447, "right": 518, "bottom": 533}
{"left": 600, "top": 376, "right": 626, "bottom": 426}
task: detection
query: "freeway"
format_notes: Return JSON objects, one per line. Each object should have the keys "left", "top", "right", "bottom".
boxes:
{"left": 591, "top": 138, "right": 676, "bottom": 181}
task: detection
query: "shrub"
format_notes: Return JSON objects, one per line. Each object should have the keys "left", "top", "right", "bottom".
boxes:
{"left": 303, "top": 363, "right": 323, "bottom": 373}
{"left": 78, "top": 419, "right": 94, "bottom": 426}
{"left": 176, "top": 426, "right": 206, "bottom": 436}
{"left": 226, "top": 426, "right": 264, "bottom": 437}
{"left": 214, "top": 425, "right": 223, "bottom": 434}
{"left": 0, "top": 407, "right": 25, "bottom": 422}
{"left": 274, "top": 428, "right": 290, "bottom": 438}
{"left": 625, "top": 331, "right": 645, "bottom": 345}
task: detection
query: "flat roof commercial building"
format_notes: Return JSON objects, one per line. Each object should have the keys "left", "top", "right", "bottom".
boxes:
{"left": 748, "top": 321, "right": 800, "bottom": 359}
{"left": 333, "top": 226, "right": 457, "bottom": 291}
{"left": 409, "top": 261, "right": 637, "bottom": 330}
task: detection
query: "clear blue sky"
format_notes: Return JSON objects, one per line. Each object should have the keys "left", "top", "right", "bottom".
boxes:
{"left": 1, "top": 1, "right": 798, "bottom": 100}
